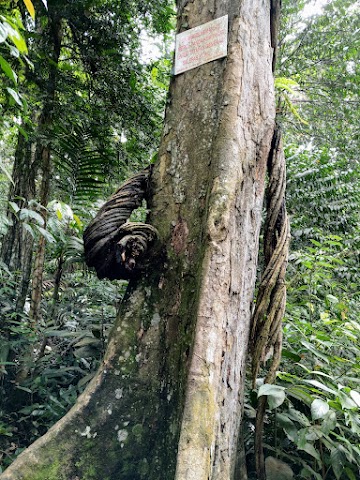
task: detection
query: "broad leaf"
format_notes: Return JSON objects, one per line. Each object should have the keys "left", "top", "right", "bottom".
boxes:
{"left": 0, "top": 57, "right": 17, "bottom": 83}
{"left": 349, "top": 390, "right": 360, "bottom": 407}
{"left": 311, "top": 399, "right": 329, "bottom": 420}
{"left": 6, "top": 87, "right": 22, "bottom": 106}
{"left": 258, "top": 384, "right": 286, "bottom": 410}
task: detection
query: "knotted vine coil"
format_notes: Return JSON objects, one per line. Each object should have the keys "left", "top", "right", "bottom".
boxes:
{"left": 83, "top": 167, "right": 157, "bottom": 280}
{"left": 250, "top": 125, "right": 290, "bottom": 480}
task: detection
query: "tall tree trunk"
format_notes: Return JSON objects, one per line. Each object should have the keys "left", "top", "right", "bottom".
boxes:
{"left": 0, "top": 1, "right": 277, "bottom": 479}
{"left": 29, "top": 12, "right": 63, "bottom": 326}
{"left": 29, "top": 145, "right": 52, "bottom": 327}
{"left": 0, "top": 132, "right": 36, "bottom": 315}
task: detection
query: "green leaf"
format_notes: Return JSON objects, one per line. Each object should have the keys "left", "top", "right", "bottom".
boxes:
{"left": 345, "top": 467, "right": 357, "bottom": 480}
{"left": 44, "top": 330, "right": 81, "bottom": 338}
{"left": 286, "top": 385, "right": 313, "bottom": 405}
{"left": 22, "top": 222, "right": 35, "bottom": 237}
{"left": 303, "top": 379, "right": 337, "bottom": 395}
{"left": 275, "top": 76, "right": 300, "bottom": 94}
{"left": 16, "top": 124, "right": 28, "bottom": 140}
{"left": 36, "top": 226, "right": 55, "bottom": 243}
{"left": 8, "top": 30, "right": 28, "bottom": 54}
{"left": 0, "top": 56, "right": 17, "bottom": 83}
{"left": 1, "top": 165, "right": 14, "bottom": 185}
{"left": 311, "top": 399, "right": 329, "bottom": 420}
{"left": 300, "top": 342, "right": 330, "bottom": 364}
{"left": 282, "top": 349, "right": 301, "bottom": 361}
{"left": 350, "top": 390, "right": 360, "bottom": 407}
{"left": 19, "top": 208, "right": 44, "bottom": 226}
{"left": 6, "top": 87, "right": 22, "bottom": 106}
{"left": 301, "top": 443, "right": 321, "bottom": 462}
{"left": 310, "top": 239, "right": 322, "bottom": 247}
{"left": 0, "top": 21, "right": 9, "bottom": 43}
{"left": 321, "top": 411, "right": 337, "bottom": 435}
{"left": 284, "top": 93, "right": 309, "bottom": 125}
{"left": 73, "top": 337, "right": 100, "bottom": 348}
{"left": 77, "top": 373, "right": 95, "bottom": 389}
{"left": 15, "top": 385, "right": 32, "bottom": 393}
{"left": 287, "top": 408, "right": 311, "bottom": 427}
{"left": 258, "top": 384, "right": 286, "bottom": 410}
{"left": 276, "top": 412, "right": 298, "bottom": 442}
{"left": 339, "top": 392, "right": 357, "bottom": 410}
{"left": 331, "top": 448, "right": 345, "bottom": 480}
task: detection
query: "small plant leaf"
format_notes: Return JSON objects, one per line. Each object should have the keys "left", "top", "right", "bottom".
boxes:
{"left": 349, "top": 390, "right": 360, "bottom": 407}
{"left": 311, "top": 399, "right": 329, "bottom": 420}
{"left": 258, "top": 384, "right": 286, "bottom": 410}
{"left": 0, "top": 56, "right": 17, "bottom": 83}
{"left": 6, "top": 87, "right": 22, "bottom": 106}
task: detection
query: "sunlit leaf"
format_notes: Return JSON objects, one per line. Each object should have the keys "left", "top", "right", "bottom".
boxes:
{"left": 22, "top": 0, "right": 35, "bottom": 20}
{"left": 349, "top": 390, "right": 360, "bottom": 408}
{"left": 8, "top": 201, "right": 20, "bottom": 213}
{"left": 0, "top": 163, "right": 14, "bottom": 186}
{"left": 36, "top": 226, "right": 56, "bottom": 243}
{"left": 6, "top": 87, "right": 22, "bottom": 106}
{"left": 311, "top": 399, "right": 329, "bottom": 420}
{"left": 0, "top": 21, "right": 9, "bottom": 43}
{"left": 303, "top": 379, "right": 337, "bottom": 395}
{"left": 19, "top": 208, "right": 44, "bottom": 226}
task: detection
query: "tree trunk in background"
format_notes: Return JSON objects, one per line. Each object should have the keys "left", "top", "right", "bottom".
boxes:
{"left": 1, "top": 9, "right": 62, "bottom": 322}
{"left": 29, "top": 145, "right": 52, "bottom": 327}
{"left": 0, "top": 0, "right": 276, "bottom": 478}
{"left": 12, "top": 11, "right": 63, "bottom": 385}
{"left": 29, "top": 12, "right": 63, "bottom": 326}
{"left": 0, "top": 132, "right": 36, "bottom": 314}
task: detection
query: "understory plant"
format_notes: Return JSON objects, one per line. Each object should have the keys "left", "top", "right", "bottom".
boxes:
{"left": 250, "top": 235, "right": 360, "bottom": 480}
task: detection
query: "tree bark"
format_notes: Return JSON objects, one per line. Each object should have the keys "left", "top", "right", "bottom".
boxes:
{"left": 0, "top": 1, "right": 276, "bottom": 479}
{"left": 29, "top": 11, "right": 63, "bottom": 326}
{"left": 0, "top": 131, "right": 36, "bottom": 316}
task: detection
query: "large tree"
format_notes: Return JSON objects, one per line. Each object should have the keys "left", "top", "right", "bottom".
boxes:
{"left": 0, "top": 0, "right": 286, "bottom": 479}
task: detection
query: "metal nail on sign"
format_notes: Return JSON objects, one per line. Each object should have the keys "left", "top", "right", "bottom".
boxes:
{"left": 174, "top": 15, "right": 228, "bottom": 75}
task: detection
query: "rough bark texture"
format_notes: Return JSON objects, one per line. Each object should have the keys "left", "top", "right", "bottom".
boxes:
{"left": 0, "top": 1, "right": 276, "bottom": 479}
{"left": 172, "top": 1, "right": 274, "bottom": 478}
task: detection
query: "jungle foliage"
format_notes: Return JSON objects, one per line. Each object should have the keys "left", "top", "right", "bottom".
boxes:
{"left": 0, "top": 0, "right": 359, "bottom": 478}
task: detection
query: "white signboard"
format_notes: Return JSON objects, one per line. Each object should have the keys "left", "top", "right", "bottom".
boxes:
{"left": 174, "top": 15, "right": 228, "bottom": 75}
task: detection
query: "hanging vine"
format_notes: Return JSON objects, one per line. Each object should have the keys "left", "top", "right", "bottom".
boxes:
{"left": 250, "top": 124, "right": 290, "bottom": 480}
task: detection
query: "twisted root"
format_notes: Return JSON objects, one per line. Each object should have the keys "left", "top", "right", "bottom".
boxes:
{"left": 83, "top": 167, "right": 157, "bottom": 280}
